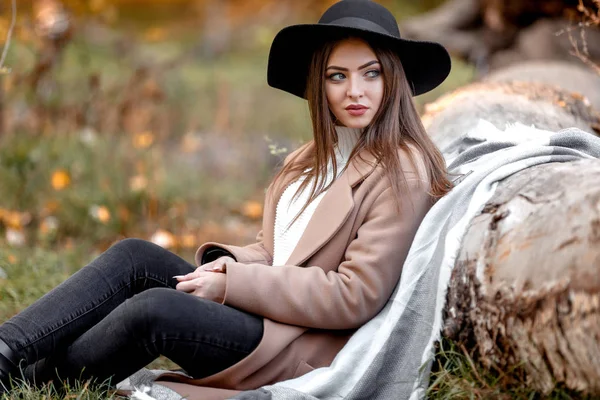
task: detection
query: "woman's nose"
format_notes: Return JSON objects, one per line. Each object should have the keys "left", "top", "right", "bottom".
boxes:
{"left": 347, "top": 77, "right": 364, "bottom": 98}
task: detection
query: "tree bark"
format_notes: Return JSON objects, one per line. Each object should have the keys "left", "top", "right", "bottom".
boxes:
{"left": 423, "top": 63, "right": 600, "bottom": 394}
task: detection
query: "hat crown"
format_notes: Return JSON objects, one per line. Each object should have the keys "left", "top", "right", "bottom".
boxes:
{"left": 318, "top": 0, "right": 401, "bottom": 38}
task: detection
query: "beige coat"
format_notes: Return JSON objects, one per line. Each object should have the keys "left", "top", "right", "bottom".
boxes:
{"left": 156, "top": 141, "right": 434, "bottom": 399}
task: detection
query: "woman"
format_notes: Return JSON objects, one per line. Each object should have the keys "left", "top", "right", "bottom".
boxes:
{"left": 0, "top": 0, "right": 453, "bottom": 398}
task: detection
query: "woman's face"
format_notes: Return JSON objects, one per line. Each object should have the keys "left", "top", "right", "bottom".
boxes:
{"left": 325, "top": 38, "right": 384, "bottom": 129}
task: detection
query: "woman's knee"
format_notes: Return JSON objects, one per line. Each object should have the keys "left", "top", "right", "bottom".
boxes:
{"left": 108, "top": 238, "right": 175, "bottom": 270}
{"left": 109, "top": 238, "right": 158, "bottom": 257}
{"left": 93, "top": 238, "right": 192, "bottom": 289}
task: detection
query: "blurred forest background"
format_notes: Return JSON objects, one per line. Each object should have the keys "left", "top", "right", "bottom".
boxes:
{"left": 0, "top": 0, "right": 598, "bottom": 397}
{"left": 0, "top": 0, "right": 473, "bottom": 291}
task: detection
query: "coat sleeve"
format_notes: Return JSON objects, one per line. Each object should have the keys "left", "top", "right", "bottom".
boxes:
{"left": 221, "top": 178, "right": 433, "bottom": 330}
{"left": 195, "top": 230, "right": 272, "bottom": 265}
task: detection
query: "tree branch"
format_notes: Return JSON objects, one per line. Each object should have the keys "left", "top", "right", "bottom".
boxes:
{"left": 0, "top": 0, "right": 16, "bottom": 73}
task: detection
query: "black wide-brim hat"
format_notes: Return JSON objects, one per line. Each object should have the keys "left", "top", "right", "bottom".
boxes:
{"left": 267, "top": 0, "right": 451, "bottom": 99}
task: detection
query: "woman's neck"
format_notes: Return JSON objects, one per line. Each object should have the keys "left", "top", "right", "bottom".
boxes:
{"left": 334, "top": 126, "right": 362, "bottom": 160}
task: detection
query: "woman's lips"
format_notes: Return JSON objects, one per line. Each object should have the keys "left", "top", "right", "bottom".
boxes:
{"left": 346, "top": 105, "right": 368, "bottom": 116}
{"left": 347, "top": 109, "right": 367, "bottom": 116}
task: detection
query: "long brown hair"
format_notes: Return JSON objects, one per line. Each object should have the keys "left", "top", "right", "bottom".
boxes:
{"left": 271, "top": 36, "right": 454, "bottom": 225}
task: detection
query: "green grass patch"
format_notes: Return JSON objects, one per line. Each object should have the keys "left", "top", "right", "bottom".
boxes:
{"left": 428, "top": 339, "right": 594, "bottom": 400}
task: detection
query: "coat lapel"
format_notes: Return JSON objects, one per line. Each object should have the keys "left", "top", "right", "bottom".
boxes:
{"left": 263, "top": 142, "right": 419, "bottom": 267}
{"left": 284, "top": 149, "right": 379, "bottom": 266}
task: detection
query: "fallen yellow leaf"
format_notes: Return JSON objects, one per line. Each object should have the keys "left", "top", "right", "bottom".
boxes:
{"left": 51, "top": 169, "right": 71, "bottom": 191}
{"left": 241, "top": 201, "right": 263, "bottom": 220}
{"left": 3, "top": 211, "right": 23, "bottom": 229}
{"left": 133, "top": 131, "right": 155, "bottom": 149}
{"left": 89, "top": 205, "right": 111, "bottom": 223}
{"left": 97, "top": 206, "right": 111, "bottom": 223}
{"left": 0, "top": 210, "right": 32, "bottom": 229}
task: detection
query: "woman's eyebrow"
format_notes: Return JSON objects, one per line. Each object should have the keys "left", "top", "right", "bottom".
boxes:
{"left": 326, "top": 60, "right": 380, "bottom": 71}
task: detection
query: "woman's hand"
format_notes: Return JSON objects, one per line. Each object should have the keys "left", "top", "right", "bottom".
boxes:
{"left": 175, "top": 271, "right": 227, "bottom": 303}
{"left": 174, "top": 256, "right": 233, "bottom": 302}
{"left": 199, "top": 256, "right": 235, "bottom": 273}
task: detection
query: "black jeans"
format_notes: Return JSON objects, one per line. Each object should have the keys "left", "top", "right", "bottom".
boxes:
{"left": 0, "top": 238, "right": 264, "bottom": 386}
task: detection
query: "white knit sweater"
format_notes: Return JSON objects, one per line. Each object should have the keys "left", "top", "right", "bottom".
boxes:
{"left": 272, "top": 126, "right": 362, "bottom": 266}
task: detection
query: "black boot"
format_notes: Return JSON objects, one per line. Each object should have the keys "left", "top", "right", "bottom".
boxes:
{"left": 0, "top": 338, "right": 18, "bottom": 394}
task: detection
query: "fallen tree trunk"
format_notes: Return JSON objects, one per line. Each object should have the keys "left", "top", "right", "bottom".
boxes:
{"left": 443, "top": 160, "right": 600, "bottom": 394}
{"left": 483, "top": 60, "right": 600, "bottom": 110}
{"left": 422, "top": 63, "right": 600, "bottom": 394}
{"left": 401, "top": 0, "right": 600, "bottom": 74}
{"left": 422, "top": 79, "right": 600, "bottom": 152}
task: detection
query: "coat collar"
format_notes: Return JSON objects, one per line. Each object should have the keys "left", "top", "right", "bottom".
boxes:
{"left": 262, "top": 141, "right": 379, "bottom": 266}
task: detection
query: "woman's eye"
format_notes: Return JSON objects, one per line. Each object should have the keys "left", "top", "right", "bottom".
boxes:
{"left": 328, "top": 72, "right": 345, "bottom": 81}
{"left": 365, "top": 69, "right": 381, "bottom": 78}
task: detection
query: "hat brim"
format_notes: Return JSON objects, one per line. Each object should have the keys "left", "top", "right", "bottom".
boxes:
{"left": 267, "top": 24, "right": 451, "bottom": 98}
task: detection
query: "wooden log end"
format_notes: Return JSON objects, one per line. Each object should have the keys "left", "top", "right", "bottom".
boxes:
{"left": 422, "top": 81, "right": 600, "bottom": 150}
{"left": 445, "top": 161, "right": 600, "bottom": 394}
